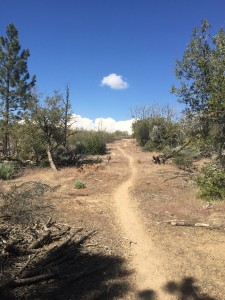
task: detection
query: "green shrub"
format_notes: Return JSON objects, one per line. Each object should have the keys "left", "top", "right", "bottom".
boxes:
{"left": 71, "top": 131, "right": 107, "bottom": 156}
{"left": 0, "top": 163, "right": 14, "bottom": 180}
{"left": 193, "top": 164, "right": 225, "bottom": 200}
{"left": 84, "top": 132, "right": 106, "bottom": 155}
{"left": 164, "top": 145, "right": 200, "bottom": 170}
{"left": 172, "top": 151, "right": 194, "bottom": 170}
{"left": 74, "top": 180, "right": 86, "bottom": 189}
{"left": 143, "top": 140, "right": 163, "bottom": 151}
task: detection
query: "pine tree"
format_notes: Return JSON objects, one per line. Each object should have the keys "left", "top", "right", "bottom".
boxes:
{"left": 0, "top": 23, "right": 36, "bottom": 156}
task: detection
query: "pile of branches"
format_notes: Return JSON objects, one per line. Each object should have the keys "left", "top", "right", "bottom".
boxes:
{"left": 0, "top": 181, "right": 107, "bottom": 299}
{"left": 0, "top": 217, "right": 97, "bottom": 298}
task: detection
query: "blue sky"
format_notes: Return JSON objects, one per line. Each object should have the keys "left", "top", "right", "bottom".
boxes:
{"left": 1, "top": 0, "right": 225, "bottom": 126}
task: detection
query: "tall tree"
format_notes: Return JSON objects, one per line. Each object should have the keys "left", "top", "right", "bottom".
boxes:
{"left": 171, "top": 20, "right": 212, "bottom": 113}
{"left": 172, "top": 20, "right": 225, "bottom": 166}
{"left": 0, "top": 23, "right": 36, "bottom": 156}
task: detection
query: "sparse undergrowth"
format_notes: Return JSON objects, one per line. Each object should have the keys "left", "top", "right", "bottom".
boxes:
{"left": 74, "top": 180, "right": 86, "bottom": 189}
{"left": 0, "top": 182, "right": 52, "bottom": 226}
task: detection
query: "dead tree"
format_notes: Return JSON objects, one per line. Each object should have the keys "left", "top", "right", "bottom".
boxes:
{"left": 152, "top": 141, "right": 191, "bottom": 165}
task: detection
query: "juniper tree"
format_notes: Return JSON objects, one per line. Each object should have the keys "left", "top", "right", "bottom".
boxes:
{"left": 0, "top": 23, "right": 36, "bottom": 156}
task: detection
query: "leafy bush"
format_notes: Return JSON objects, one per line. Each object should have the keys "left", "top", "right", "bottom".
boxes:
{"left": 162, "top": 145, "right": 201, "bottom": 170}
{"left": 193, "top": 164, "right": 225, "bottom": 200}
{"left": 74, "top": 180, "right": 86, "bottom": 189}
{"left": 0, "top": 163, "right": 14, "bottom": 180}
{"left": 143, "top": 139, "right": 163, "bottom": 151}
{"left": 171, "top": 148, "right": 199, "bottom": 169}
{"left": 133, "top": 117, "right": 185, "bottom": 151}
{"left": 132, "top": 119, "right": 150, "bottom": 146}
{"left": 172, "top": 153, "right": 194, "bottom": 169}
{"left": 73, "top": 131, "right": 107, "bottom": 155}
{"left": 83, "top": 132, "right": 107, "bottom": 155}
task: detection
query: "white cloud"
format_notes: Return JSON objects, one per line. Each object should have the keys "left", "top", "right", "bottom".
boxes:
{"left": 100, "top": 73, "right": 128, "bottom": 89}
{"left": 70, "top": 114, "right": 134, "bottom": 135}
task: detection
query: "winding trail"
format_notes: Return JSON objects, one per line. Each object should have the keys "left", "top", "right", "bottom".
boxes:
{"left": 112, "top": 143, "right": 172, "bottom": 299}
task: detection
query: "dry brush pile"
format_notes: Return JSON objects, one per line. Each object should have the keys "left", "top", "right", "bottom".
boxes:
{"left": 0, "top": 181, "right": 128, "bottom": 299}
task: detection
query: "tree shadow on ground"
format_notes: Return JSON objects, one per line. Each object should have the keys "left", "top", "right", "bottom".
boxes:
{"left": 137, "top": 277, "right": 216, "bottom": 300}
{"left": 137, "top": 289, "right": 157, "bottom": 300}
{"left": 163, "top": 277, "right": 216, "bottom": 300}
{"left": 0, "top": 235, "right": 131, "bottom": 299}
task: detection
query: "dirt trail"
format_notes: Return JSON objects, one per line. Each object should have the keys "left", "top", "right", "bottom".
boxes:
{"left": 1, "top": 138, "right": 224, "bottom": 299}
{"left": 112, "top": 142, "right": 173, "bottom": 299}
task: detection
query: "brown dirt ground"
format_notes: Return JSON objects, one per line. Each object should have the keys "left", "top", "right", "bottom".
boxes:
{"left": 1, "top": 139, "right": 225, "bottom": 299}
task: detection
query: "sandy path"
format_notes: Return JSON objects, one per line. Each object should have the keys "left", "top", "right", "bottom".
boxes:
{"left": 112, "top": 143, "right": 173, "bottom": 299}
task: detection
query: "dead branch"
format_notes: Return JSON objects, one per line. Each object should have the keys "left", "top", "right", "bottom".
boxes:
{"left": 51, "top": 226, "right": 71, "bottom": 241}
{"left": 6, "top": 263, "right": 108, "bottom": 288}
{"left": 164, "top": 173, "right": 189, "bottom": 182}
{"left": 164, "top": 140, "right": 191, "bottom": 161}
{"left": 16, "top": 251, "right": 39, "bottom": 277}
{"left": 29, "top": 231, "right": 51, "bottom": 249}
{"left": 41, "top": 217, "right": 55, "bottom": 232}
{"left": 47, "top": 227, "right": 84, "bottom": 255}
{"left": 123, "top": 237, "right": 137, "bottom": 246}
{"left": 75, "top": 230, "right": 97, "bottom": 247}
{"left": 7, "top": 272, "right": 57, "bottom": 287}
{"left": 165, "top": 220, "right": 224, "bottom": 230}
{"left": 0, "top": 156, "right": 26, "bottom": 166}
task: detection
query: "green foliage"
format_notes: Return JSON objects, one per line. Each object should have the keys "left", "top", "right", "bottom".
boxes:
{"left": 193, "top": 164, "right": 225, "bottom": 200}
{"left": 28, "top": 90, "right": 73, "bottom": 169}
{"left": 0, "top": 23, "right": 36, "bottom": 155}
{"left": 74, "top": 180, "right": 86, "bottom": 189}
{"left": 73, "top": 131, "right": 107, "bottom": 155}
{"left": 83, "top": 132, "right": 107, "bottom": 155}
{"left": 0, "top": 163, "right": 14, "bottom": 180}
{"left": 11, "top": 123, "right": 46, "bottom": 162}
{"left": 171, "top": 150, "right": 195, "bottom": 170}
{"left": 133, "top": 116, "right": 184, "bottom": 151}
{"left": 132, "top": 119, "right": 150, "bottom": 146}
{"left": 32, "top": 92, "right": 67, "bottom": 147}
{"left": 172, "top": 19, "right": 225, "bottom": 168}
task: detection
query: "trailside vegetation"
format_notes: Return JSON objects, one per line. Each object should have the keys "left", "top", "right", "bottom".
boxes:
{"left": 0, "top": 24, "right": 128, "bottom": 171}
{"left": 0, "top": 23, "right": 36, "bottom": 156}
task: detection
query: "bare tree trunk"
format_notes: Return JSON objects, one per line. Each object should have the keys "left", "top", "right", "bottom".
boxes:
{"left": 3, "top": 80, "right": 10, "bottom": 156}
{"left": 63, "top": 83, "right": 71, "bottom": 148}
{"left": 46, "top": 144, "right": 57, "bottom": 171}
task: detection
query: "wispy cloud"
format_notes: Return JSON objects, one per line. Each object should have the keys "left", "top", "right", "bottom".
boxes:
{"left": 100, "top": 73, "right": 129, "bottom": 89}
{"left": 70, "top": 114, "right": 134, "bottom": 134}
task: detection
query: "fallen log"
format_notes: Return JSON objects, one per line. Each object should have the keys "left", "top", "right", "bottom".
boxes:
{"left": 166, "top": 220, "right": 223, "bottom": 230}
{"left": 164, "top": 140, "right": 191, "bottom": 161}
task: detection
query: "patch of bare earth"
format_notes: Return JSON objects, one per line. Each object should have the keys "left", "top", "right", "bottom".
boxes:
{"left": 0, "top": 139, "right": 225, "bottom": 299}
